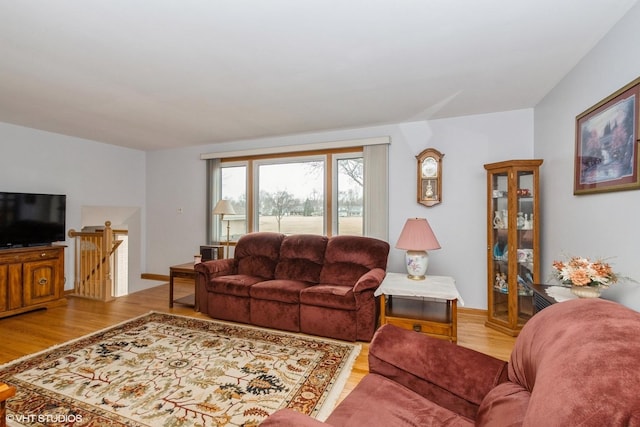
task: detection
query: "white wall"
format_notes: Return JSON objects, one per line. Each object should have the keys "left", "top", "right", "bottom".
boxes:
{"left": 400, "top": 112, "right": 534, "bottom": 308}
{"left": 535, "top": 2, "right": 640, "bottom": 309}
{"left": 0, "top": 123, "right": 147, "bottom": 291}
{"left": 0, "top": 100, "right": 533, "bottom": 310}
{"left": 146, "top": 109, "right": 533, "bottom": 309}
{"left": 145, "top": 145, "right": 208, "bottom": 275}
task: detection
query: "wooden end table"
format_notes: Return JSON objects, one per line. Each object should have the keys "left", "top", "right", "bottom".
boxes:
{"left": 375, "top": 272, "right": 463, "bottom": 343}
{"left": 169, "top": 262, "right": 198, "bottom": 309}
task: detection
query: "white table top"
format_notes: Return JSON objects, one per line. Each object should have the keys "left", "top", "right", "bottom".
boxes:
{"left": 375, "top": 272, "right": 464, "bottom": 306}
{"left": 544, "top": 285, "right": 578, "bottom": 303}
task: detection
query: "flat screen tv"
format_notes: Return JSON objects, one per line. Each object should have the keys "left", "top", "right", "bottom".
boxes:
{"left": 0, "top": 192, "right": 66, "bottom": 249}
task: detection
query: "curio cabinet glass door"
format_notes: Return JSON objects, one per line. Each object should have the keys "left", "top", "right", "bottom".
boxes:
{"left": 485, "top": 159, "right": 542, "bottom": 336}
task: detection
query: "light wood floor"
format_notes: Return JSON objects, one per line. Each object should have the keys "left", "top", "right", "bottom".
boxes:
{"left": 0, "top": 280, "right": 516, "bottom": 403}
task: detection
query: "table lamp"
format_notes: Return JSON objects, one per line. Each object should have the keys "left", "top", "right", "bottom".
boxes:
{"left": 395, "top": 217, "right": 441, "bottom": 280}
{"left": 212, "top": 199, "right": 236, "bottom": 258}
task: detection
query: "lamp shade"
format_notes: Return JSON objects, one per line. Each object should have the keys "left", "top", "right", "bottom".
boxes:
{"left": 212, "top": 199, "right": 236, "bottom": 216}
{"left": 395, "top": 218, "right": 441, "bottom": 251}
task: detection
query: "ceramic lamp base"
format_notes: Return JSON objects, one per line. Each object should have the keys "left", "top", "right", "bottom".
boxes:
{"left": 405, "top": 250, "right": 429, "bottom": 280}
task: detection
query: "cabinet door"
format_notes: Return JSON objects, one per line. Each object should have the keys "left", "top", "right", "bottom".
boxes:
{"left": 0, "top": 264, "right": 7, "bottom": 311}
{"left": 514, "top": 170, "right": 536, "bottom": 326}
{"left": 0, "top": 264, "right": 21, "bottom": 311}
{"left": 24, "top": 259, "right": 59, "bottom": 305}
{"left": 488, "top": 170, "right": 511, "bottom": 326}
{"left": 8, "top": 264, "right": 23, "bottom": 310}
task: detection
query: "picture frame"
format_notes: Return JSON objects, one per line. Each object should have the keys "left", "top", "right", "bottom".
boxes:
{"left": 574, "top": 77, "right": 640, "bottom": 195}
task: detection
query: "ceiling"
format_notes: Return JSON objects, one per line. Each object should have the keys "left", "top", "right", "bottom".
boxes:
{"left": 0, "top": 0, "right": 637, "bottom": 151}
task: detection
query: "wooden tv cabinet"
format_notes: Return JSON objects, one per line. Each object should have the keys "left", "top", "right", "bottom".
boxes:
{"left": 0, "top": 245, "right": 67, "bottom": 318}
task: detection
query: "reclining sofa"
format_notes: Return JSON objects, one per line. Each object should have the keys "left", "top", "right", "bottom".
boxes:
{"left": 263, "top": 298, "right": 640, "bottom": 426}
{"left": 194, "top": 232, "right": 390, "bottom": 341}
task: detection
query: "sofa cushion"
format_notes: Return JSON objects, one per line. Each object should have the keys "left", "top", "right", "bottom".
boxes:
{"left": 235, "top": 232, "right": 284, "bottom": 279}
{"left": 274, "top": 234, "right": 328, "bottom": 283}
{"left": 476, "top": 382, "right": 529, "bottom": 427}
{"left": 250, "top": 279, "right": 312, "bottom": 303}
{"left": 299, "top": 284, "right": 355, "bottom": 310}
{"left": 325, "top": 374, "right": 474, "bottom": 427}
{"left": 208, "top": 274, "right": 263, "bottom": 297}
{"left": 319, "top": 236, "right": 390, "bottom": 286}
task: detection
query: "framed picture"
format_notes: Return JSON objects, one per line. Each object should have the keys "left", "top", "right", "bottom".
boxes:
{"left": 574, "top": 77, "right": 640, "bottom": 195}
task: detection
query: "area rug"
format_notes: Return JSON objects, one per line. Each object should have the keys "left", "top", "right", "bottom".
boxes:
{"left": 1, "top": 312, "right": 360, "bottom": 426}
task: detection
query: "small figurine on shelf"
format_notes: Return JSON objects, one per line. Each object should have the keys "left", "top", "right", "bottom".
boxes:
{"left": 494, "top": 273, "right": 508, "bottom": 292}
{"left": 493, "top": 211, "right": 503, "bottom": 229}
{"left": 493, "top": 241, "right": 508, "bottom": 260}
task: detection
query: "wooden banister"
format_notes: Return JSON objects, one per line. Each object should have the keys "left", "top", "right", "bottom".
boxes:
{"left": 68, "top": 221, "right": 125, "bottom": 301}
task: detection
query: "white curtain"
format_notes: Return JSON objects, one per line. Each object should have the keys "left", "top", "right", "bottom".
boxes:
{"left": 363, "top": 144, "right": 389, "bottom": 240}
{"left": 207, "top": 158, "right": 222, "bottom": 244}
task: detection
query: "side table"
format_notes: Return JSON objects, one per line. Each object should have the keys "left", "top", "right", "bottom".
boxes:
{"left": 169, "top": 262, "right": 198, "bottom": 309}
{"left": 527, "top": 283, "right": 577, "bottom": 313}
{"left": 375, "top": 272, "right": 463, "bottom": 343}
{"left": 529, "top": 283, "right": 557, "bottom": 313}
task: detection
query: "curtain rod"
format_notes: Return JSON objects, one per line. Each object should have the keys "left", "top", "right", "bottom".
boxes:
{"left": 200, "top": 136, "right": 390, "bottom": 160}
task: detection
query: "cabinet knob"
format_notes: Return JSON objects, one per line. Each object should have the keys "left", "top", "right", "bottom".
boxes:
{"left": 38, "top": 277, "right": 48, "bottom": 285}
{"left": 41, "top": 253, "right": 47, "bottom": 257}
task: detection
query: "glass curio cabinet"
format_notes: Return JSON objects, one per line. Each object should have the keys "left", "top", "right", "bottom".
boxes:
{"left": 484, "top": 159, "right": 542, "bottom": 336}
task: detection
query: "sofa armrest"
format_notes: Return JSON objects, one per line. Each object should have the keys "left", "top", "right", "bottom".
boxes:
{"left": 194, "top": 259, "right": 238, "bottom": 313}
{"left": 352, "top": 268, "right": 386, "bottom": 293}
{"left": 194, "top": 258, "right": 237, "bottom": 278}
{"left": 261, "top": 409, "right": 333, "bottom": 427}
{"left": 369, "top": 324, "right": 508, "bottom": 419}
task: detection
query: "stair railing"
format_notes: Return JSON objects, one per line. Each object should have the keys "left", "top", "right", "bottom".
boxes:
{"left": 67, "top": 221, "right": 124, "bottom": 301}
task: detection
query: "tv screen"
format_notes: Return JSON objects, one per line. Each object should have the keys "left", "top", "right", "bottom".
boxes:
{"left": 0, "top": 192, "right": 66, "bottom": 248}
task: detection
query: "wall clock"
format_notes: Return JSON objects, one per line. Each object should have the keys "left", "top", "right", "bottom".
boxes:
{"left": 416, "top": 148, "right": 444, "bottom": 207}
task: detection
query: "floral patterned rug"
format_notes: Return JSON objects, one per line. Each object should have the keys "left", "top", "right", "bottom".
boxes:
{"left": 1, "top": 312, "right": 360, "bottom": 426}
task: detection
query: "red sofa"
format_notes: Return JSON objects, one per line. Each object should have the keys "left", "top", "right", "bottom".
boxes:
{"left": 263, "top": 298, "right": 640, "bottom": 426}
{"left": 194, "top": 232, "right": 389, "bottom": 341}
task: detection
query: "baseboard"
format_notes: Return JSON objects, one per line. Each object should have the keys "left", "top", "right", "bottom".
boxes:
{"left": 141, "top": 273, "right": 169, "bottom": 282}
{"left": 458, "top": 307, "right": 487, "bottom": 316}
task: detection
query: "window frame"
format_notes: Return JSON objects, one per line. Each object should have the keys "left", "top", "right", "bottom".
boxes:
{"left": 209, "top": 147, "right": 363, "bottom": 242}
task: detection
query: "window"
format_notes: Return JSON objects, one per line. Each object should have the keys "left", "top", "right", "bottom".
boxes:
{"left": 256, "top": 158, "right": 325, "bottom": 235}
{"left": 208, "top": 149, "right": 364, "bottom": 241}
